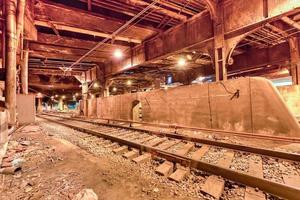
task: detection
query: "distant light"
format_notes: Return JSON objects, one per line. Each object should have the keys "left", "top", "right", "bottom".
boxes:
{"left": 192, "top": 51, "right": 196, "bottom": 54}
{"left": 75, "top": 93, "right": 79, "bottom": 97}
{"left": 62, "top": 95, "right": 66, "bottom": 99}
{"left": 113, "top": 87, "right": 117, "bottom": 92}
{"left": 127, "top": 80, "right": 132, "bottom": 86}
{"left": 114, "top": 49, "right": 123, "bottom": 59}
{"left": 178, "top": 58, "right": 186, "bottom": 66}
{"left": 197, "top": 76, "right": 205, "bottom": 82}
{"left": 93, "top": 82, "right": 99, "bottom": 88}
{"left": 186, "top": 54, "right": 193, "bottom": 60}
{"left": 51, "top": 96, "right": 54, "bottom": 99}
{"left": 37, "top": 93, "right": 42, "bottom": 98}
{"left": 55, "top": 94, "right": 58, "bottom": 98}
{"left": 91, "top": 94, "right": 95, "bottom": 98}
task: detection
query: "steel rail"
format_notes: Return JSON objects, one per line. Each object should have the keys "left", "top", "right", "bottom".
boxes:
{"left": 70, "top": 115, "right": 300, "bottom": 143}
{"left": 40, "top": 113, "right": 300, "bottom": 162}
{"left": 38, "top": 115, "right": 300, "bottom": 200}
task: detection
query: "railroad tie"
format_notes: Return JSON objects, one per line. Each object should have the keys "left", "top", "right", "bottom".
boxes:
{"left": 168, "top": 164, "right": 190, "bottom": 182}
{"left": 167, "top": 145, "right": 210, "bottom": 183}
{"left": 245, "top": 156, "right": 265, "bottom": 200}
{"left": 104, "top": 142, "right": 119, "bottom": 148}
{"left": 156, "top": 140, "right": 179, "bottom": 150}
{"left": 155, "top": 161, "right": 174, "bottom": 176}
{"left": 146, "top": 137, "right": 167, "bottom": 147}
{"left": 132, "top": 153, "right": 152, "bottom": 164}
{"left": 138, "top": 135, "right": 156, "bottom": 143}
{"left": 175, "top": 143, "right": 194, "bottom": 156}
{"left": 113, "top": 146, "right": 128, "bottom": 155}
{"left": 191, "top": 145, "right": 210, "bottom": 160}
{"left": 280, "top": 162, "right": 300, "bottom": 188}
{"left": 200, "top": 151, "right": 234, "bottom": 199}
{"left": 123, "top": 149, "right": 139, "bottom": 160}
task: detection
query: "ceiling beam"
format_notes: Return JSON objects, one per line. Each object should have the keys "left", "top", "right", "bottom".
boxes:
{"left": 35, "top": 20, "right": 142, "bottom": 44}
{"left": 30, "top": 51, "right": 107, "bottom": 63}
{"left": 282, "top": 16, "right": 300, "bottom": 31}
{"left": 123, "top": 0, "right": 187, "bottom": 21}
{"left": 34, "top": 32, "right": 129, "bottom": 51}
{"left": 29, "top": 68, "right": 84, "bottom": 76}
{"left": 35, "top": 0, "right": 157, "bottom": 42}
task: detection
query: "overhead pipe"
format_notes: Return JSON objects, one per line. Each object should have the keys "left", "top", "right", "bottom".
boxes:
{"left": 5, "top": 0, "right": 17, "bottom": 125}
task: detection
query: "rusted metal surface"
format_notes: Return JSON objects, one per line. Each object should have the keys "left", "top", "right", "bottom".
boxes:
{"left": 38, "top": 114, "right": 300, "bottom": 200}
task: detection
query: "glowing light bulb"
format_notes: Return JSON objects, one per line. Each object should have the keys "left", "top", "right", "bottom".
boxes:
{"left": 178, "top": 58, "right": 186, "bottom": 66}
{"left": 114, "top": 49, "right": 123, "bottom": 59}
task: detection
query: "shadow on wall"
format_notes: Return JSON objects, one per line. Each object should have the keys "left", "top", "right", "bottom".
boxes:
{"left": 92, "top": 77, "right": 300, "bottom": 137}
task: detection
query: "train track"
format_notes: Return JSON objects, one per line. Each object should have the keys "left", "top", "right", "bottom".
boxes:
{"left": 38, "top": 113, "right": 300, "bottom": 200}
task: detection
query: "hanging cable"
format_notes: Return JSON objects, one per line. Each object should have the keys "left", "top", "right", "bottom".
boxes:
{"left": 66, "top": 0, "right": 160, "bottom": 71}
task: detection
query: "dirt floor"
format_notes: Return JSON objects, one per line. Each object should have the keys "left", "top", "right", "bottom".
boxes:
{"left": 0, "top": 121, "right": 203, "bottom": 200}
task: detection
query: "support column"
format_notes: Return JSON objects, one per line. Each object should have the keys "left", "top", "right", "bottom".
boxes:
{"left": 21, "top": 47, "right": 29, "bottom": 94}
{"left": 288, "top": 37, "right": 300, "bottom": 85}
{"left": 153, "top": 78, "right": 160, "bottom": 89}
{"left": 37, "top": 97, "right": 43, "bottom": 113}
{"left": 213, "top": 2, "right": 227, "bottom": 81}
{"left": 82, "top": 82, "right": 88, "bottom": 116}
{"left": 5, "top": 0, "right": 17, "bottom": 125}
{"left": 58, "top": 98, "right": 63, "bottom": 111}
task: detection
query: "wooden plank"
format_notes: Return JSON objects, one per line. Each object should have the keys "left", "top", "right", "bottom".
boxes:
{"left": 191, "top": 145, "right": 210, "bottom": 160}
{"left": 155, "top": 161, "right": 174, "bottom": 176}
{"left": 146, "top": 137, "right": 167, "bottom": 147}
{"left": 168, "top": 164, "right": 190, "bottom": 182}
{"left": 248, "top": 156, "right": 263, "bottom": 178}
{"left": 156, "top": 140, "right": 179, "bottom": 150}
{"left": 201, "top": 150, "right": 234, "bottom": 199}
{"left": 245, "top": 156, "right": 265, "bottom": 200}
{"left": 201, "top": 175, "right": 225, "bottom": 199}
{"left": 175, "top": 143, "right": 194, "bottom": 156}
{"left": 217, "top": 151, "right": 235, "bottom": 168}
{"left": 244, "top": 187, "right": 266, "bottom": 200}
{"left": 132, "top": 153, "right": 151, "bottom": 164}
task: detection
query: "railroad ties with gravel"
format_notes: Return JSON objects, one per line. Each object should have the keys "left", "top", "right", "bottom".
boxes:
{"left": 38, "top": 113, "right": 300, "bottom": 200}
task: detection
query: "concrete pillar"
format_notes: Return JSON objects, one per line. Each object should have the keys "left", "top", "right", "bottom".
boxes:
{"left": 58, "top": 98, "right": 63, "bottom": 111}
{"left": 83, "top": 94, "right": 88, "bottom": 116}
{"left": 288, "top": 37, "right": 300, "bottom": 85}
{"left": 213, "top": 2, "right": 227, "bottom": 81}
{"left": 37, "top": 98, "right": 43, "bottom": 113}
{"left": 154, "top": 78, "right": 160, "bottom": 89}
{"left": 21, "top": 48, "right": 29, "bottom": 94}
{"left": 5, "top": 0, "right": 17, "bottom": 125}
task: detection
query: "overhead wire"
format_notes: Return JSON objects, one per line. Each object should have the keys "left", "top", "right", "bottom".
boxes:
{"left": 66, "top": 0, "right": 161, "bottom": 71}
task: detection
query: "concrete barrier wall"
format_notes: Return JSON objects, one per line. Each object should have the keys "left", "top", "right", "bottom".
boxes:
{"left": 94, "top": 77, "right": 300, "bottom": 137}
{"left": 277, "top": 85, "right": 300, "bottom": 118}
{"left": 0, "top": 110, "right": 8, "bottom": 145}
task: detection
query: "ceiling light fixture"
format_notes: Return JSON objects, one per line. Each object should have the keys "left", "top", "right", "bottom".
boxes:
{"left": 114, "top": 49, "right": 123, "bottom": 59}
{"left": 178, "top": 58, "right": 186, "bottom": 67}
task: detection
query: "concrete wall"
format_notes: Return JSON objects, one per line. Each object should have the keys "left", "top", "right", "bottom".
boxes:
{"left": 94, "top": 77, "right": 300, "bottom": 137}
{"left": 16, "top": 94, "right": 36, "bottom": 125}
{"left": 278, "top": 85, "right": 300, "bottom": 118}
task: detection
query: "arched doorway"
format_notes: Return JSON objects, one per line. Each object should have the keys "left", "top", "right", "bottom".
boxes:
{"left": 132, "top": 100, "right": 142, "bottom": 121}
